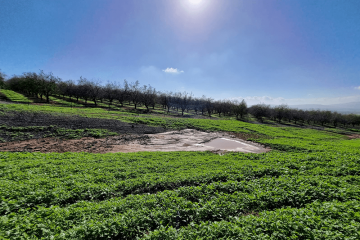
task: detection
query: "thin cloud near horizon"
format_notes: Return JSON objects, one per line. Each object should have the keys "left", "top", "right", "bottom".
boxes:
{"left": 230, "top": 95, "right": 360, "bottom": 106}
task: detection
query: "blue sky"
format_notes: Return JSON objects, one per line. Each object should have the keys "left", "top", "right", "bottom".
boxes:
{"left": 1, "top": 0, "right": 359, "bottom": 105}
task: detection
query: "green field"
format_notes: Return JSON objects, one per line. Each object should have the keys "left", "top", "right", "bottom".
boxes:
{"left": 0, "top": 103, "right": 360, "bottom": 239}
{"left": 48, "top": 96, "right": 84, "bottom": 107}
{"left": 0, "top": 90, "right": 32, "bottom": 103}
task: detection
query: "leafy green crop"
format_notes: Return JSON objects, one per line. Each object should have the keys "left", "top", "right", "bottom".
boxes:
{"left": 143, "top": 201, "right": 360, "bottom": 239}
{"left": 0, "top": 90, "right": 32, "bottom": 103}
{"left": 0, "top": 102, "right": 359, "bottom": 239}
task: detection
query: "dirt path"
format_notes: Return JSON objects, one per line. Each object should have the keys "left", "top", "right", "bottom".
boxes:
{"left": 0, "top": 129, "right": 270, "bottom": 154}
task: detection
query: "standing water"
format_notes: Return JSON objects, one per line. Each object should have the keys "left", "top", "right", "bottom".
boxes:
{"left": 204, "top": 138, "right": 264, "bottom": 152}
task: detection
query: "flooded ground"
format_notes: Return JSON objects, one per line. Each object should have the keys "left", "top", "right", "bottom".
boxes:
{"left": 0, "top": 129, "right": 270, "bottom": 154}
{"left": 204, "top": 138, "right": 266, "bottom": 153}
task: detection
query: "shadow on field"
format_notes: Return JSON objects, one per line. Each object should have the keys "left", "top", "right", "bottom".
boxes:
{"left": 0, "top": 111, "right": 166, "bottom": 136}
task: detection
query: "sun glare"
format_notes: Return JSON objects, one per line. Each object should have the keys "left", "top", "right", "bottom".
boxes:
{"left": 189, "top": 0, "right": 202, "bottom": 5}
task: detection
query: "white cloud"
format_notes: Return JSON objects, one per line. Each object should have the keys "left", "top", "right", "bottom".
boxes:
{"left": 162, "top": 67, "right": 184, "bottom": 74}
{"left": 354, "top": 86, "right": 360, "bottom": 90}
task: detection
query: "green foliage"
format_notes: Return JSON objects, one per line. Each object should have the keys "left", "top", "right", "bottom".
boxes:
{"left": 1, "top": 149, "right": 359, "bottom": 239}
{"left": 0, "top": 103, "right": 137, "bottom": 118}
{"left": 144, "top": 201, "right": 360, "bottom": 239}
{"left": 0, "top": 90, "right": 32, "bottom": 103}
{"left": 0, "top": 103, "right": 359, "bottom": 239}
{"left": 48, "top": 96, "right": 84, "bottom": 107}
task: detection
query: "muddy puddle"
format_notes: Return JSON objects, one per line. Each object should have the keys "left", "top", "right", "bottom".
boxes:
{"left": 204, "top": 138, "right": 264, "bottom": 153}
{"left": 0, "top": 129, "right": 270, "bottom": 154}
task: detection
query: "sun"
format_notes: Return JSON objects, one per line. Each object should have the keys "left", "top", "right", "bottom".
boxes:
{"left": 188, "top": 0, "right": 203, "bottom": 5}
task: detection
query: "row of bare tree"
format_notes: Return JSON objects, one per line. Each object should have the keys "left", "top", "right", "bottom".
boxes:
{"left": 3, "top": 70, "right": 360, "bottom": 128}
{"left": 6, "top": 71, "right": 59, "bottom": 103}
{"left": 58, "top": 78, "right": 157, "bottom": 110}
{"left": 249, "top": 103, "right": 360, "bottom": 127}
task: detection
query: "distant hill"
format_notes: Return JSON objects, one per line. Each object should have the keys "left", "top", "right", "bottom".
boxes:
{"left": 289, "top": 102, "right": 360, "bottom": 114}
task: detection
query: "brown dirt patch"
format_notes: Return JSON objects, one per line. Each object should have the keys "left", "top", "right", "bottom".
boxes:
{"left": 0, "top": 129, "right": 270, "bottom": 154}
{"left": 347, "top": 134, "right": 360, "bottom": 139}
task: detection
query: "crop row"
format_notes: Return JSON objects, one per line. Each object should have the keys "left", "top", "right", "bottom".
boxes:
{"left": 143, "top": 201, "right": 360, "bottom": 240}
{"left": 1, "top": 175, "right": 359, "bottom": 239}
{"left": 1, "top": 150, "right": 360, "bottom": 215}
{"left": 0, "top": 103, "right": 359, "bottom": 239}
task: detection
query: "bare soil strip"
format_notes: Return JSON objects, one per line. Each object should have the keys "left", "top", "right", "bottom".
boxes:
{"left": 0, "top": 111, "right": 166, "bottom": 135}
{"left": 347, "top": 134, "right": 360, "bottom": 139}
{"left": 0, "top": 129, "right": 270, "bottom": 154}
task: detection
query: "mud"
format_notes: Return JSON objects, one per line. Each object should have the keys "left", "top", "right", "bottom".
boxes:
{"left": 0, "top": 111, "right": 166, "bottom": 136}
{"left": 347, "top": 134, "right": 360, "bottom": 139}
{"left": 0, "top": 129, "right": 270, "bottom": 154}
{"left": 204, "top": 138, "right": 264, "bottom": 152}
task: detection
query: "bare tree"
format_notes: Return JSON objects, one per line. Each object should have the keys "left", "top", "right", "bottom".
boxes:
{"left": 129, "top": 80, "right": 142, "bottom": 109}
{"left": 249, "top": 103, "right": 270, "bottom": 123}
{"left": 205, "top": 97, "right": 214, "bottom": 117}
{"left": 315, "top": 110, "right": 332, "bottom": 126}
{"left": 87, "top": 80, "right": 102, "bottom": 106}
{"left": 149, "top": 87, "right": 157, "bottom": 109}
{"left": 199, "top": 96, "right": 207, "bottom": 115}
{"left": 77, "top": 77, "right": 92, "bottom": 104}
{"left": 303, "top": 110, "right": 315, "bottom": 125}
{"left": 233, "top": 99, "right": 248, "bottom": 119}
{"left": 214, "top": 100, "right": 223, "bottom": 117}
{"left": 21, "top": 72, "right": 41, "bottom": 97}
{"left": 171, "top": 92, "right": 181, "bottom": 112}
{"left": 115, "top": 80, "right": 130, "bottom": 106}
{"left": 165, "top": 92, "right": 173, "bottom": 113}
{"left": 57, "top": 81, "right": 68, "bottom": 98}
{"left": 60, "top": 80, "right": 76, "bottom": 100}
{"left": 222, "top": 100, "right": 233, "bottom": 116}
{"left": 348, "top": 114, "right": 360, "bottom": 127}
{"left": 273, "top": 104, "right": 289, "bottom": 123}
{"left": 338, "top": 114, "right": 348, "bottom": 127}
{"left": 191, "top": 98, "right": 200, "bottom": 115}
{"left": 291, "top": 109, "right": 302, "bottom": 124}
{"left": 6, "top": 71, "right": 58, "bottom": 102}
{"left": 72, "top": 83, "right": 82, "bottom": 102}
{"left": 158, "top": 92, "right": 168, "bottom": 110}
{"left": 141, "top": 85, "right": 156, "bottom": 111}
{"left": 103, "top": 82, "right": 118, "bottom": 108}
{"left": 0, "top": 70, "right": 6, "bottom": 89}
{"left": 178, "top": 92, "right": 193, "bottom": 116}
{"left": 38, "top": 70, "right": 60, "bottom": 103}
{"left": 331, "top": 112, "right": 342, "bottom": 127}
{"left": 123, "top": 80, "right": 131, "bottom": 105}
